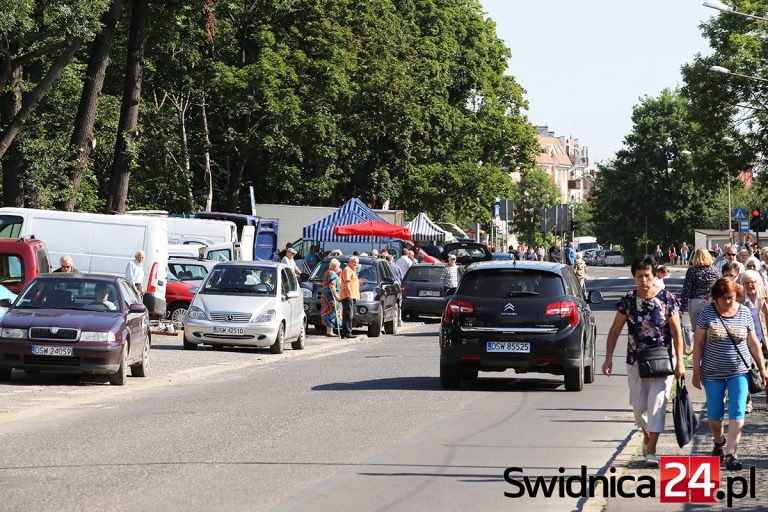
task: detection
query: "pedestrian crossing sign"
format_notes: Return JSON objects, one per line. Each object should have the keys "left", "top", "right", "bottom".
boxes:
{"left": 733, "top": 208, "right": 747, "bottom": 221}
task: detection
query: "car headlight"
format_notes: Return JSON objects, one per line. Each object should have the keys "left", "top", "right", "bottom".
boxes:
{"left": 80, "top": 331, "right": 116, "bottom": 342}
{"left": 360, "top": 291, "right": 375, "bottom": 302}
{"left": 1, "top": 328, "right": 26, "bottom": 338}
{"left": 253, "top": 309, "right": 276, "bottom": 323}
{"left": 188, "top": 306, "right": 207, "bottom": 320}
{"left": 301, "top": 288, "right": 312, "bottom": 298}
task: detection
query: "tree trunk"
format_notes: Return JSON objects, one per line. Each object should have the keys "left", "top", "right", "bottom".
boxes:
{"left": 200, "top": 92, "right": 213, "bottom": 211}
{"left": 61, "top": 0, "right": 124, "bottom": 211}
{"left": 226, "top": 157, "right": 246, "bottom": 212}
{"left": 0, "top": 63, "right": 23, "bottom": 207}
{"left": 0, "top": 38, "right": 83, "bottom": 161}
{"left": 171, "top": 93, "right": 195, "bottom": 211}
{"left": 106, "top": 0, "right": 150, "bottom": 214}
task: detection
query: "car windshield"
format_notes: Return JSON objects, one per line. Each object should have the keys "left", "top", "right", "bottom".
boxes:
{"left": 310, "top": 260, "right": 378, "bottom": 284}
{"left": 16, "top": 279, "right": 121, "bottom": 312}
{"left": 169, "top": 262, "right": 210, "bottom": 281}
{"left": 404, "top": 265, "right": 444, "bottom": 282}
{"left": 445, "top": 246, "right": 488, "bottom": 261}
{"left": 202, "top": 266, "right": 277, "bottom": 295}
{"left": 458, "top": 269, "right": 564, "bottom": 298}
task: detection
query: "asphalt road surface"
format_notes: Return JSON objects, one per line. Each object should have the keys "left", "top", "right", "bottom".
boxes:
{"left": 0, "top": 265, "right": 672, "bottom": 511}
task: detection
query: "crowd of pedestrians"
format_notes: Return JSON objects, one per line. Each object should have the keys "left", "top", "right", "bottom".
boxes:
{"left": 605, "top": 240, "right": 768, "bottom": 472}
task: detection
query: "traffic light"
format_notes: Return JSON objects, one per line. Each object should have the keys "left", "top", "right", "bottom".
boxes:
{"left": 751, "top": 208, "right": 763, "bottom": 232}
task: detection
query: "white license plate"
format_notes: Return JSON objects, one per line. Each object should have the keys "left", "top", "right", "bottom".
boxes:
{"left": 213, "top": 326, "right": 244, "bottom": 335}
{"left": 31, "top": 345, "right": 73, "bottom": 357}
{"left": 486, "top": 341, "right": 530, "bottom": 353}
{"left": 418, "top": 290, "right": 441, "bottom": 297}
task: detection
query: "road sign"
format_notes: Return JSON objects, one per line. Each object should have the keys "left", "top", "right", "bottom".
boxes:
{"left": 733, "top": 208, "right": 747, "bottom": 221}
{"left": 740, "top": 221, "right": 750, "bottom": 233}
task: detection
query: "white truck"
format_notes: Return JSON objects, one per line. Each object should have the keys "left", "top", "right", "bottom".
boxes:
{"left": 572, "top": 236, "right": 600, "bottom": 252}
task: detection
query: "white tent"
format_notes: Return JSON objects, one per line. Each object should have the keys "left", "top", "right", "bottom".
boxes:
{"left": 406, "top": 212, "right": 451, "bottom": 242}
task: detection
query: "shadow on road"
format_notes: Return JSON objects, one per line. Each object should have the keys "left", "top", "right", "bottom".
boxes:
{"left": 312, "top": 375, "right": 566, "bottom": 392}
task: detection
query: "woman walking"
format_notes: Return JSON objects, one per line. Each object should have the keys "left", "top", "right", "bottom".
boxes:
{"left": 739, "top": 270, "right": 768, "bottom": 413}
{"left": 320, "top": 258, "right": 342, "bottom": 337}
{"left": 692, "top": 278, "right": 768, "bottom": 470}
{"left": 680, "top": 248, "right": 720, "bottom": 329}
{"left": 603, "top": 255, "right": 685, "bottom": 467}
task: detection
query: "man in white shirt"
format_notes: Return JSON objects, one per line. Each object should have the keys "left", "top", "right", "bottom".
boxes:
{"left": 714, "top": 244, "right": 744, "bottom": 275}
{"left": 125, "top": 250, "right": 145, "bottom": 296}
{"left": 281, "top": 247, "right": 301, "bottom": 278}
{"left": 395, "top": 251, "right": 413, "bottom": 276}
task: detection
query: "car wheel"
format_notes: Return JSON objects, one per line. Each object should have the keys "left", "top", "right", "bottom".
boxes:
{"left": 584, "top": 338, "right": 596, "bottom": 384}
{"left": 0, "top": 368, "right": 11, "bottom": 382}
{"left": 109, "top": 345, "right": 128, "bottom": 386}
{"left": 461, "top": 366, "right": 478, "bottom": 380}
{"left": 130, "top": 335, "right": 150, "bottom": 377}
{"left": 183, "top": 335, "right": 198, "bottom": 350}
{"left": 314, "top": 323, "right": 325, "bottom": 334}
{"left": 168, "top": 303, "right": 189, "bottom": 327}
{"left": 384, "top": 304, "right": 399, "bottom": 335}
{"left": 564, "top": 346, "right": 585, "bottom": 391}
{"left": 367, "top": 310, "right": 383, "bottom": 338}
{"left": 440, "top": 361, "right": 461, "bottom": 389}
{"left": 270, "top": 323, "right": 285, "bottom": 354}
{"left": 405, "top": 311, "right": 418, "bottom": 321}
{"left": 291, "top": 321, "right": 305, "bottom": 350}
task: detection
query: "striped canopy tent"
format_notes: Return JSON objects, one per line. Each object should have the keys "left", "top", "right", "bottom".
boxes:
{"left": 406, "top": 212, "right": 449, "bottom": 242}
{"left": 302, "top": 198, "right": 389, "bottom": 242}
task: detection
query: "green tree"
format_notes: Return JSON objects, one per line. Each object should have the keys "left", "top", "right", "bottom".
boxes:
{"left": 512, "top": 168, "right": 560, "bottom": 246}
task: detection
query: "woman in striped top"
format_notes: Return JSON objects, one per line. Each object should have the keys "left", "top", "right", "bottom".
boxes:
{"left": 692, "top": 278, "right": 768, "bottom": 470}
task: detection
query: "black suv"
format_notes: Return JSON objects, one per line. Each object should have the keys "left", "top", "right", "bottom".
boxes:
{"left": 439, "top": 261, "right": 603, "bottom": 391}
{"left": 301, "top": 256, "right": 401, "bottom": 337}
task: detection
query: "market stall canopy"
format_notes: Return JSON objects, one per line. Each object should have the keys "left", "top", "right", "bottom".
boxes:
{"left": 302, "top": 198, "right": 388, "bottom": 242}
{"left": 333, "top": 220, "right": 411, "bottom": 240}
{"left": 406, "top": 213, "right": 450, "bottom": 242}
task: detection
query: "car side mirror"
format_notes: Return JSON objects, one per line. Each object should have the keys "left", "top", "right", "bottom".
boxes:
{"left": 129, "top": 303, "right": 148, "bottom": 313}
{"left": 299, "top": 272, "right": 309, "bottom": 282}
{"left": 286, "top": 290, "right": 300, "bottom": 299}
{"left": 587, "top": 290, "right": 604, "bottom": 304}
{"left": 0, "top": 298, "right": 12, "bottom": 308}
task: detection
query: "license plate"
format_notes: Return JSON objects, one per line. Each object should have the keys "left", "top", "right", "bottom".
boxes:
{"left": 31, "top": 345, "right": 73, "bottom": 357}
{"left": 486, "top": 341, "right": 530, "bottom": 353}
{"left": 213, "top": 326, "right": 244, "bottom": 335}
{"left": 418, "top": 290, "right": 441, "bottom": 297}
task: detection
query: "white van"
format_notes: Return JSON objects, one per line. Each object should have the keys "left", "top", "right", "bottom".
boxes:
{"left": 0, "top": 208, "right": 168, "bottom": 317}
{"left": 125, "top": 211, "right": 238, "bottom": 246}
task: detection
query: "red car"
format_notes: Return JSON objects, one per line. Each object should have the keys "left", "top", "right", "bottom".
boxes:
{"left": 165, "top": 274, "right": 197, "bottom": 326}
{"left": 0, "top": 238, "right": 51, "bottom": 293}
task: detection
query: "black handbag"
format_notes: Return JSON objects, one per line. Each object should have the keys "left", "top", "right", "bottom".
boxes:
{"left": 672, "top": 376, "right": 699, "bottom": 448}
{"left": 636, "top": 345, "right": 674, "bottom": 378}
{"left": 716, "top": 311, "right": 766, "bottom": 394}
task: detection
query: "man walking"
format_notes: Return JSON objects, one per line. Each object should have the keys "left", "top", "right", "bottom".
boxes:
{"left": 53, "top": 255, "right": 78, "bottom": 273}
{"left": 441, "top": 254, "right": 459, "bottom": 295}
{"left": 339, "top": 256, "right": 360, "bottom": 338}
{"left": 281, "top": 247, "right": 302, "bottom": 278}
{"left": 125, "top": 250, "right": 145, "bottom": 297}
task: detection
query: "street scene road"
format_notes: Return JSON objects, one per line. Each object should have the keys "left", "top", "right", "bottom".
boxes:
{"left": 0, "top": 265, "right": 691, "bottom": 512}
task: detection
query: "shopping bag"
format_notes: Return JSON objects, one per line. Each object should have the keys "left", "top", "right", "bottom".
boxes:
{"left": 672, "top": 377, "right": 699, "bottom": 448}
{"left": 682, "top": 325, "right": 694, "bottom": 356}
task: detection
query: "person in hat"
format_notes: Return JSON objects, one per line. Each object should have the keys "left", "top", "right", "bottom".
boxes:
{"left": 281, "top": 246, "right": 301, "bottom": 278}
{"left": 441, "top": 254, "right": 460, "bottom": 295}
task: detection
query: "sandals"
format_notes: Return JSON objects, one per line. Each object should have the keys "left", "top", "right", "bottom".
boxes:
{"left": 724, "top": 454, "right": 743, "bottom": 471}
{"left": 712, "top": 437, "right": 726, "bottom": 460}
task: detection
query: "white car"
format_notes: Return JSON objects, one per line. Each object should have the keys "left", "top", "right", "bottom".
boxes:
{"left": 183, "top": 261, "right": 306, "bottom": 353}
{"left": 582, "top": 249, "right": 599, "bottom": 265}
{"left": 596, "top": 250, "right": 624, "bottom": 266}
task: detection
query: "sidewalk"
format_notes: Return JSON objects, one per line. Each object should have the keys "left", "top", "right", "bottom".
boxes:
{"left": 596, "top": 381, "right": 768, "bottom": 510}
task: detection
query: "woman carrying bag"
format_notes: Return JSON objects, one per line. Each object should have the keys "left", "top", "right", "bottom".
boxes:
{"left": 603, "top": 255, "right": 685, "bottom": 468}
{"left": 320, "top": 258, "right": 343, "bottom": 337}
{"left": 692, "top": 278, "right": 768, "bottom": 470}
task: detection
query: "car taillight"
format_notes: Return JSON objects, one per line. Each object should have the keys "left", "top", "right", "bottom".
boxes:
{"left": 401, "top": 284, "right": 407, "bottom": 297}
{"left": 444, "top": 298, "right": 474, "bottom": 323}
{"left": 146, "top": 262, "right": 158, "bottom": 293}
{"left": 545, "top": 301, "right": 579, "bottom": 328}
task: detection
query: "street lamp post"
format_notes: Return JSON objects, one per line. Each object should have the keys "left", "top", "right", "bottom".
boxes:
{"left": 704, "top": 1, "right": 768, "bottom": 23}
{"left": 709, "top": 65, "right": 768, "bottom": 83}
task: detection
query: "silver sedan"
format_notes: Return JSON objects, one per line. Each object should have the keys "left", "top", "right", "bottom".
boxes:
{"left": 183, "top": 261, "right": 306, "bottom": 353}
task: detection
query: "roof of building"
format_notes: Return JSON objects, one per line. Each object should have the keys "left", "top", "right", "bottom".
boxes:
{"left": 535, "top": 136, "right": 573, "bottom": 167}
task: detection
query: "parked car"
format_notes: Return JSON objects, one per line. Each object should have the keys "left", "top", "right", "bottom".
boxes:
{"left": 582, "top": 248, "right": 599, "bottom": 265}
{"left": 0, "top": 237, "right": 51, "bottom": 294}
{"left": 301, "top": 256, "right": 400, "bottom": 337}
{"left": 183, "top": 261, "right": 306, "bottom": 353}
{"left": 165, "top": 273, "right": 197, "bottom": 327}
{"left": 401, "top": 263, "right": 454, "bottom": 320}
{"left": 439, "top": 261, "right": 603, "bottom": 391}
{"left": 0, "top": 273, "right": 151, "bottom": 385}
{"left": 596, "top": 250, "right": 624, "bottom": 266}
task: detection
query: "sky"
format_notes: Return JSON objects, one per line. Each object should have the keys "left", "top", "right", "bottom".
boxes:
{"left": 479, "top": 0, "right": 716, "bottom": 165}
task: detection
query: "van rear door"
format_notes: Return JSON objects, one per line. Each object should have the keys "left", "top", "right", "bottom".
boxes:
{"left": 240, "top": 226, "right": 255, "bottom": 261}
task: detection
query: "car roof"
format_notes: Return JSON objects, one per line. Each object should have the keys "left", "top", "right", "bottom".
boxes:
{"left": 465, "top": 260, "right": 567, "bottom": 274}
{"left": 208, "top": 261, "right": 282, "bottom": 268}
{"left": 408, "top": 262, "right": 445, "bottom": 268}
{"left": 37, "top": 273, "right": 121, "bottom": 281}
{"left": 324, "top": 256, "right": 378, "bottom": 264}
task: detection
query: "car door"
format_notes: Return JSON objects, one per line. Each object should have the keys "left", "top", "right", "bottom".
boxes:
{"left": 284, "top": 268, "right": 302, "bottom": 336}
{"left": 279, "top": 268, "right": 297, "bottom": 338}
{"left": 378, "top": 261, "right": 397, "bottom": 319}
{"left": 119, "top": 280, "right": 145, "bottom": 360}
